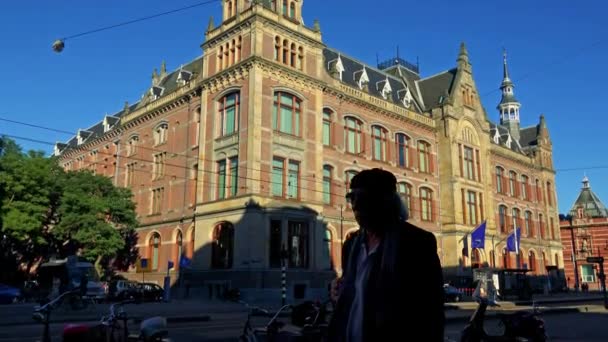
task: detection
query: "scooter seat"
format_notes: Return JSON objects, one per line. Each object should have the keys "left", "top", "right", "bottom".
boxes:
{"left": 140, "top": 316, "right": 168, "bottom": 339}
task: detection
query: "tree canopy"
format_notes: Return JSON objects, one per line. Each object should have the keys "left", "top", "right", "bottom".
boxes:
{"left": 0, "top": 137, "right": 139, "bottom": 282}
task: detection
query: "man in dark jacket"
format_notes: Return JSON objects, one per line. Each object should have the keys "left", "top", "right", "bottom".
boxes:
{"left": 328, "top": 168, "right": 444, "bottom": 341}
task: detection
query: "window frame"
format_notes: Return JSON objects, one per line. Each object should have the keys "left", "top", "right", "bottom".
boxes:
{"left": 218, "top": 92, "right": 240, "bottom": 137}
{"left": 395, "top": 133, "right": 410, "bottom": 168}
{"left": 420, "top": 187, "right": 433, "bottom": 222}
{"left": 344, "top": 116, "right": 363, "bottom": 155}
{"left": 418, "top": 141, "right": 431, "bottom": 173}
{"left": 272, "top": 91, "right": 302, "bottom": 137}
{"left": 371, "top": 125, "right": 388, "bottom": 161}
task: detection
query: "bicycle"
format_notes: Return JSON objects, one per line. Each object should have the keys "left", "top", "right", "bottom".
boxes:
{"left": 33, "top": 289, "right": 81, "bottom": 342}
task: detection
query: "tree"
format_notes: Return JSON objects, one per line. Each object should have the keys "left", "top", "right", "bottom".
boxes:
{"left": 0, "top": 137, "right": 139, "bottom": 281}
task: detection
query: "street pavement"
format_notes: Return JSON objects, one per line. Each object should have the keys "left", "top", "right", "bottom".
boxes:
{"left": 1, "top": 306, "right": 608, "bottom": 341}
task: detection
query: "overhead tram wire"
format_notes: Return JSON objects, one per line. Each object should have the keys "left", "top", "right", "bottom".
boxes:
{"left": 52, "top": 0, "right": 221, "bottom": 51}
{"left": 1, "top": 133, "right": 469, "bottom": 222}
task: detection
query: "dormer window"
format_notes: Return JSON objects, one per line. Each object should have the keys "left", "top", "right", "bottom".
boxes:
{"left": 76, "top": 130, "right": 92, "bottom": 145}
{"left": 328, "top": 54, "right": 345, "bottom": 81}
{"left": 398, "top": 87, "right": 413, "bottom": 108}
{"left": 176, "top": 67, "right": 192, "bottom": 85}
{"left": 492, "top": 128, "right": 500, "bottom": 144}
{"left": 354, "top": 68, "right": 369, "bottom": 90}
{"left": 377, "top": 78, "right": 392, "bottom": 100}
{"left": 505, "top": 133, "right": 512, "bottom": 148}
{"left": 150, "top": 86, "right": 164, "bottom": 101}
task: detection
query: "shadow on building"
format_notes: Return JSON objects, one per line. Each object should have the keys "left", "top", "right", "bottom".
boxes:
{"left": 165, "top": 198, "right": 337, "bottom": 305}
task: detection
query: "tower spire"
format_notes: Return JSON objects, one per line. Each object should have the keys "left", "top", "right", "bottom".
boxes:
{"left": 497, "top": 48, "right": 521, "bottom": 141}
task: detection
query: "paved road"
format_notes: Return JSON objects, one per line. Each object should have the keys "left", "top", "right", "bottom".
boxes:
{"left": 2, "top": 308, "right": 607, "bottom": 341}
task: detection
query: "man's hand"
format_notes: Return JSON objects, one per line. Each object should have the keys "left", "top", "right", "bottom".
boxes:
{"left": 330, "top": 277, "right": 343, "bottom": 303}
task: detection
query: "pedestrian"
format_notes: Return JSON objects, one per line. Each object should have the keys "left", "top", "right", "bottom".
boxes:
{"left": 328, "top": 168, "right": 445, "bottom": 342}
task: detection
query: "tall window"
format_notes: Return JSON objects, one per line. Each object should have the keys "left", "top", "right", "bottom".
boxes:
{"left": 188, "top": 227, "right": 195, "bottom": 259}
{"left": 509, "top": 171, "right": 517, "bottom": 197}
{"left": 127, "top": 135, "right": 139, "bottom": 156}
{"left": 546, "top": 181, "right": 554, "bottom": 206}
{"left": 536, "top": 179, "right": 543, "bottom": 203}
{"left": 272, "top": 92, "right": 301, "bottom": 136}
{"left": 217, "top": 159, "right": 227, "bottom": 199}
{"left": 324, "top": 229, "right": 333, "bottom": 270}
{"left": 395, "top": 133, "right": 410, "bottom": 168}
{"left": 289, "top": 1, "right": 295, "bottom": 18}
{"left": 287, "top": 160, "right": 300, "bottom": 199}
{"left": 344, "top": 117, "right": 363, "bottom": 154}
{"left": 539, "top": 214, "right": 545, "bottom": 239}
{"left": 398, "top": 182, "right": 412, "bottom": 213}
{"left": 126, "top": 162, "right": 136, "bottom": 186}
{"left": 271, "top": 157, "right": 300, "bottom": 199}
{"left": 498, "top": 205, "right": 507, "bottom": 233}
{"left": 151, "top": 188, "right": 164, "bottom": 214}
{"left": 229, "top": 157, "right": 239, "bottom": 197}
{"left": 272, "top": 157, "right": 284, "bottom": 197}
{"left": 345, "top": 170, "right": 358, "bottom": 189}
{"left": 153, "top": 152, "right": 166, "bottom": 179}
{"left": 322, "top": 165, "right": 332, "bottom": 204}
{"left": 524, "top": 211, "right": 532, "bottom": 237}
{"left": 420, "top": 187, "right": 433, "bottom": 222}
{"left": 269, "top": 220, "right": 282, "bottom": 268}
{"left": 219, "top": 92, "right": 239, "bottom": 137}
{"left": 288, "top": 221, "right": 309, "bottom": 268}
{"left": 496, "top": 167, "right": 504, "bottom": 193}
{"left": 322, "top": 108, "right": 332, "bottom": 146}
{"left": 418, "top": 141, "right": 431, "bottom": 173}
{"left": 270, "top": 0, "right": 277, "bottom": 11}
{"left": 467, "top": 190, "right": 478, "bottom": 225}
{"left": 521, "top": 175, "right": 529, "bottom": 200}
{"left": 175, "top": 231, "right": 183, "bottom": 270}
{"left": 371, "top": 125, "right": 388, "bottom": 161}
{"left": 512, "top": 208, "right": 521, "bottom": 230}
{"left": 211, "top": 222, "right": 234, "bottom": 269}
{"left": 154, "top": 123, "right": 168, "bottom": 145}
{"left": 149, "top": 233, "right": 161, "bottom": 270}
{"left": 550, "top": 217, "right": 555, "bottom": 240}
{"left": 274, "top": 36, "right": 280, "bottom": 62}
{"left": 463, "top": 146, "right": 475, "bottom": 180}
{"left": 282, "top": 0, "right": 288, "bottom": 16}
{"left": 581, "top": 264, "right": 596, "bottom": 283}
{"left": 528, "top": 251, "right": 537, "bottom": 273}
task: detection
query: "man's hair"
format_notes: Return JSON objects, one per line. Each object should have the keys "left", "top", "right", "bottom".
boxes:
{"left": 350, "top": 168, "right": 397, "bottom": 194}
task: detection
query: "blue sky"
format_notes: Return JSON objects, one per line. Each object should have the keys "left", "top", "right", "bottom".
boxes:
{"left": 0, "top": 0, "right": 606, "bottom": 213}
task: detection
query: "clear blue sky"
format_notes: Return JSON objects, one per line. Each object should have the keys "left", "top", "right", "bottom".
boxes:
{"left": 1, "top": 0, "right": 606, "bottom": 213}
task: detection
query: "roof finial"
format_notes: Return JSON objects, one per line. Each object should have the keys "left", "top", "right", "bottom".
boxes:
{"left": 160, "top": 60, "right": 167, "bottom": 78}
{"left": 582, "top": 174, "right": 590, "bottom": 189}
{"left": 123, "top": 101, "right": 130, "bottom": 115}
{"left": 503, "top": 48, "right": 511, "bottom": 81}
{"left": 313, "top": 19, "right": 321, "bottom": 33}
{"left": 207, "top": 15, "right": 215, "bottom": 33}
{"left": 152, "top": 68, "right": 159, "bottom": 86}
{"left": 457, "top": 41, "right": 469, "bottom": 65}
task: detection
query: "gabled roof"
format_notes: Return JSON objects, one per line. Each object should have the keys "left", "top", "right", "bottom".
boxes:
{"left": 569, "top": 177, "right": 608, "bottom": 218}
{"left": 322, "top": 48, "right": 424, "bottom": 114}
{"left": 56, "top": 56, "right": 203, "bottom": 155}
{"left": 519, "top": 126, "right": 538, "bottom": 147}
{"left": 416, "top": 69, "right": 457, "bottom": 110}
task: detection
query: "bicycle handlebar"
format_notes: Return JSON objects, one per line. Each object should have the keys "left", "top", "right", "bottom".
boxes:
{"left": 34, "top": 289, "right": 80, "bottom": 314}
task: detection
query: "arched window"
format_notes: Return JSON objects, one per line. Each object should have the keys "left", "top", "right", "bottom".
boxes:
{"left": 512, "top": 208, "right": 521, "bottom": 231}
{"left": 289, "top": 1, "right": 296, "bottom": 18}
{"left": 345, "top": 170, "right": 358, "bottom": 189}
{"left": 395, "top": 133, "right": 410, "bottom": 168}
{"left": 489, "top": 250, "right": 495, "bottom": 268}
{"left": 282, "top": 39, "right": 289, "bottom": 65}
{"left": 542, "top": 251, "right": 548, "bottom": 271}
{"left": 539, "top": 213, "right": 545, "bottom": 239}
{"left": 420, "top": 187, "right": 433, "bottom": 222}
{"left": 322, "top": 165, "right": 332, "bottom": 204}
{"left": 218, "top": 92, "right": 240, "bottom": 137}
{"left": 153, "top": 123, "right": 168, "bottom": 145}
{"left": 272, "top": 91, "right": 302, "bottom": 136}
{"left": 509, "top": 171, "right": 517, "bottom": 197}
{"left": 397, "top": 182, "right": 412, "bottom": 214}
{"left": 218, "top": 46, "right": 224, "bottom": 70}
{"left": 271, "top": 0, "right": 277, "bottom": 11}
{"left": 324, "top": 229, "right": 333, "bottom": 270}
{"left": 322, "top": 108, "right": 333, "bottom": 146}
{"left": 502, "top": 248, "right": 509, "bottom": 268}
{"left": 546, "top": 181, "right": 554, "bottom": 206}
{"left": 498, "top": 205, "right": 507, "bottom": 233}
{"left": 290, "top": 43, "right": 296, "bottom": 67}
{"left": 418, "top": 141, "right": 431, "bottom": 173}
{"left": 344, "top": 117, "right": 363, "bottom": 154}
{"left": 188, "top": 227, "right": 195, "bottom": 259}
{"left": 521, "top": 175, "right": 529, "bottom": 200}
{"left": 274, "top": 36, "right": 281, "bottom": 62}
{"left": 371, "top": 125, "right": 388, "bottom": 161}
{"left": 211, "top": 222, "right": 234, "bottom": 269}
{"left": 149, "top": 233, "right": 161, "bottom": 271}
{"left": 174, "top": 231, "right": 183, "bottom": 270}
{"left": 496, "top": 167, "right": 504, "bottom": 193}
{"left": 227, "top": 1, "right": 233, "bottom": 17}
{"left": 525, "top": 211, "right": 533, "bottom": 237}
{"left": 528, "top": 250, "right": 536, "bottom": 273}
{"left": 297, "top": 47, "right": 304, "bottom": 70}
{"left": 282, "top": 0, "right": 288, "bottom": 16}
{"left": 127, "top": 135, "right": 139, "bottom": 156}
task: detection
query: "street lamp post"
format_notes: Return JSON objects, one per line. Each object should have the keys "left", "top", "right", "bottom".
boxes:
{"left": 566, "top": 215, "right": 580, "bottom": 293}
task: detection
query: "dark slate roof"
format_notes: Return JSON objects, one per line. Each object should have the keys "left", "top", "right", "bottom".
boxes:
{"left": 499, "top": 92, "right": 519, "bottom": 105}
{"left": 488, "top": 123, "right": 525, "bottom": 153}
{"left": 417, "top": 69, "right": 457, "bottom": 110}
{"left": 322, "top": 48, "right": 424, "bottom": 114}
{"left": 519, "top": 126, "right": 538, "bottom": 147}
{"left": 569, "top": 177, "right": 608, "bottom": 218}
{"left": 57, "top": 56, "right": 203, "bottom": 154}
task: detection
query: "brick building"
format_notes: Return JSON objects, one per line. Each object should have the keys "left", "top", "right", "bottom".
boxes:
{"left": 55, "top": 0, "right": 563, "bottom": 299}
{"left": 560, "top": 177, "right": 608, "bottom": 291}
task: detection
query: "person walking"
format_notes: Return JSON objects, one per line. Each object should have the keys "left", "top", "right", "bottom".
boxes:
{"left": 328, "top": 168, "right": 445, "bottom": 341}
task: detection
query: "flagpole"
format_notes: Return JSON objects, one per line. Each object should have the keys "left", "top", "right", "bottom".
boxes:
{"left": 514, "top": 226, "right": 521, "bottom": 269}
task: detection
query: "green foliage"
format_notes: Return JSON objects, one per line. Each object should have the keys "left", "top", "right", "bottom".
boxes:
{"left": 0, "top": 137, "right": 139, "bottom": 279}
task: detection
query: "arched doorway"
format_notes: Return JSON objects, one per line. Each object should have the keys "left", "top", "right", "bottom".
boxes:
{"left": 149, "top": 232, "right": 161, "bottom": 271}
{"left": 174, "top": 230, "right": 183, "bottom": 270}
{"left": 528, "top": 250, "right": 537, "bottom": 274}
{"left": 211, "top": 222, "right": 234, "bottom": 269}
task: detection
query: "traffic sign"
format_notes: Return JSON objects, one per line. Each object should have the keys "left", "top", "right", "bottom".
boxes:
{"left": 140, "top": 258, "right": 148, "bottom": 269}
{"left": 586, "top": 256, "right": 604, "bottom": 263}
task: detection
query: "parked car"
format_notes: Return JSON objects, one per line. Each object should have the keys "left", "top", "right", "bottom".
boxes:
{"left": 108, "top": 280, "right": 139, "bottom": 300}
{"left": 444, "top": 284, "right": 463, "bottom": 302}
{"left": 0, "top": 284, "right": 21, "bottom": 304}
{"left": 139, "top": 283, "right": 164, "bottom": 302}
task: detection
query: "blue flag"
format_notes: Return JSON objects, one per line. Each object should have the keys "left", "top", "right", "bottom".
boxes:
{"left": 179, "top": 254, "right": 192, "bottom": 268}
{"left": 506, "top": 227, "right": 521, "bottom": 252}
{"left": 471, "top": 221, "right": 486, "bottom": 249}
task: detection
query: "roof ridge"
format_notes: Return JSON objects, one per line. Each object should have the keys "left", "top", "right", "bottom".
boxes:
{"left": 418, "top": 68, "right": 457, "bottom": 82}
{"left": 324, "top": 47, "right": 406, "bottom": 84}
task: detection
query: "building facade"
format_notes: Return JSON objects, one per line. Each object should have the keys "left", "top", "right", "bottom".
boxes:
{"left": 56, "top": 0, "right": 563, "bottom": 298}
{"left": 560, "top": 177, "right": 608, "bottom": 291}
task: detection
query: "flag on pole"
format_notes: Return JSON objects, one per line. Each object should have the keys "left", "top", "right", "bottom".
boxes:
{"left": 506, "top": 227, "right": 521, "bottom": 252}
{"left": 471, "top": 221, "right": 487, "bottom": 249}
